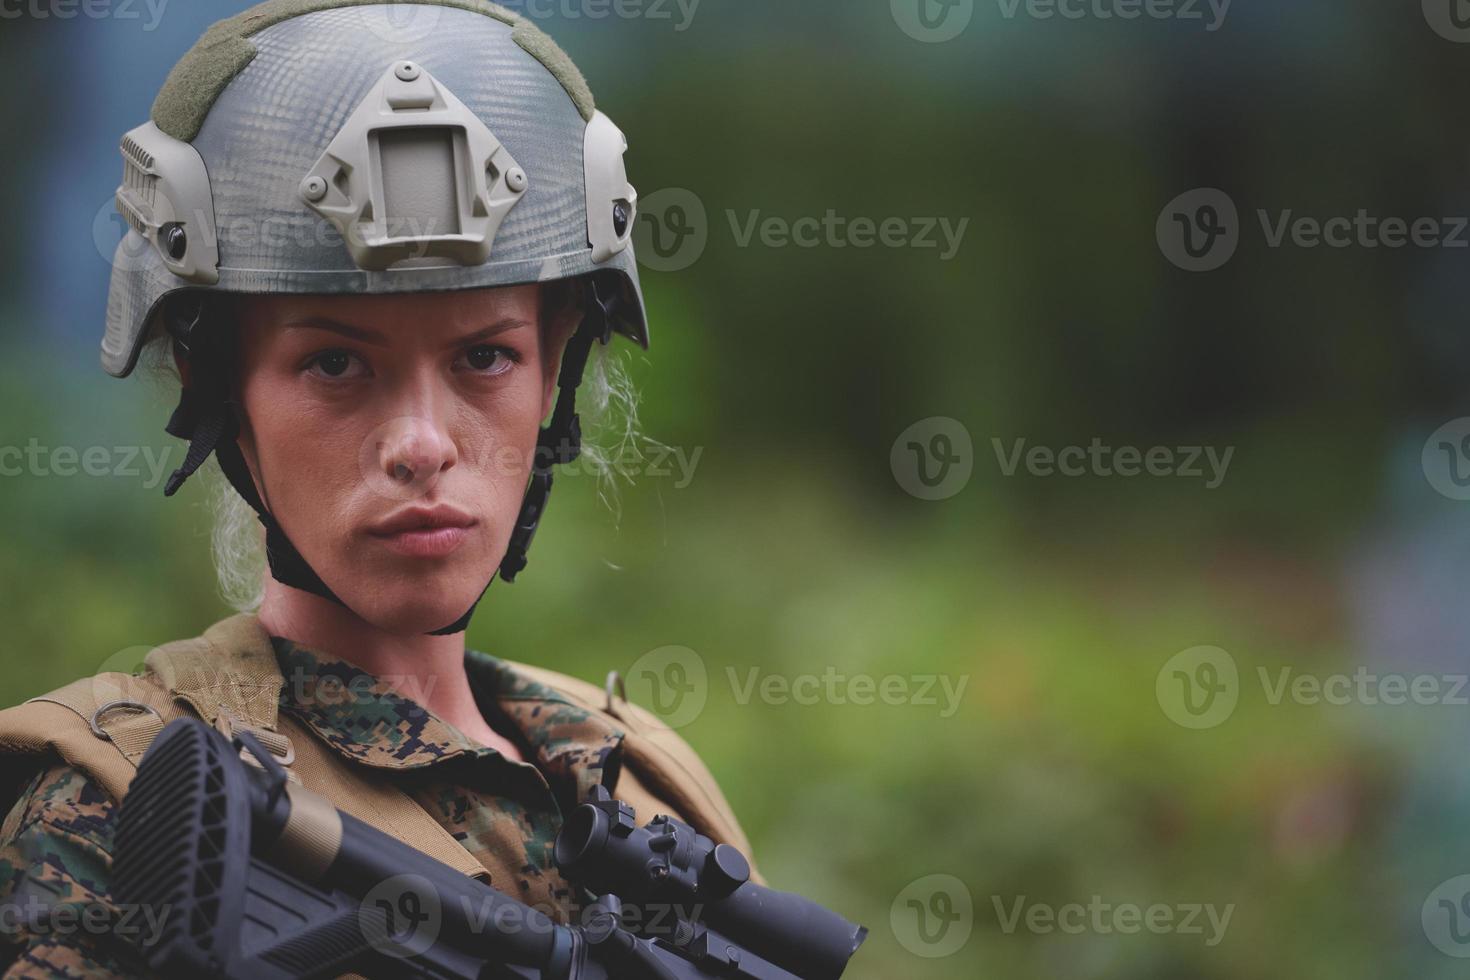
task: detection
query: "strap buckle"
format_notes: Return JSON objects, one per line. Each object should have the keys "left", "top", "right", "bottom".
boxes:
{"left": 88, "top": 700, "right": 161, "bottom": 741}
{"left": 214, "top": 711, "right": 295, "bottom": 769}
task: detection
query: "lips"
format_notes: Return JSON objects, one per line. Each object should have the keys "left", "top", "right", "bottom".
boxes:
{"left": 366, "top": 505, "right": 478, "bottom": 560}
{"left": 367, "top": 504, "right": 477, "bottom": 538}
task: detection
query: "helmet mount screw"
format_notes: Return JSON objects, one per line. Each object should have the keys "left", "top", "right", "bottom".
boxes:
{"left": 506, "top": 168, "right": 528, "bottom": 193}
{"left": 164, "top": 224, "right": 188, "bottom": 261}
{"left": 612, "top": 201, "right": 630, "bottom": 239}
{"left": 301, "top": 176, "right": 328, "bottom": 202}
{"left": 394, "top": 61, "right": 421, "bottom": 82}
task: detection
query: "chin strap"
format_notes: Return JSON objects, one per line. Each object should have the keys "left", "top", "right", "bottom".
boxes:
{"left": 159, "top": 277, "right": 614, "bottom": 637}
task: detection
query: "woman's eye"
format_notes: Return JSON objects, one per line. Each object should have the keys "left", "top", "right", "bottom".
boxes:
{"left": 306, "top": 349, "right": 367, "bottom": 379}
{"left": 456, "top": 345, "right": 518, "bottom": 376}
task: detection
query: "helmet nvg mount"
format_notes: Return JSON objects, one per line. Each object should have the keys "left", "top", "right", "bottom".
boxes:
{"left": 104, "top": 0, "right": 647, "bottom": 635}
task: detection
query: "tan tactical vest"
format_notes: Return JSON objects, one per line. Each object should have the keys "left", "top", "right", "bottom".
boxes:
{"left": 0, "top": 613, "right": 763, "bottom": 889}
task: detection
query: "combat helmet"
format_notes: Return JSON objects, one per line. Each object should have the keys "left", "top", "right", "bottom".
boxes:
{"left": 104, "top": 0, "right": 646, "bottom": 634}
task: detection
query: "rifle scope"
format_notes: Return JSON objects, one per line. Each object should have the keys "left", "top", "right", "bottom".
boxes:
{"left": 554, "top": 788, "right": 867, "bottom": 980}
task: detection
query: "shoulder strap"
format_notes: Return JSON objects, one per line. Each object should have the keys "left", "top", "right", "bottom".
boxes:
{"left": 0, "top": 671, "right": 186, "bottom": 803}
{"left": 143, "top": 612, "right": 285, "bottom": 733}
{"left": 0, "top": 617, "right": 491, "bottom": 884}
{"left": 500, "top": 658, "right": 765, "bottom": 884}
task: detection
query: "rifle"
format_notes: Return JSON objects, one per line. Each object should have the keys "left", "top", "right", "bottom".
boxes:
{"left": 111, "top": 717, "right": 867, "bottom": 979}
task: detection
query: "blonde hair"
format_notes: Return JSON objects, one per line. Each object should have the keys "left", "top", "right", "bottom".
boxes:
{"left": 140, "top": 286, "right": 645, "bottom": 613}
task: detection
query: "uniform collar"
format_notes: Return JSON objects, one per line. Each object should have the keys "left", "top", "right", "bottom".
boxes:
{"left": 271, "top": 637, "right": 626, "bottom": 807}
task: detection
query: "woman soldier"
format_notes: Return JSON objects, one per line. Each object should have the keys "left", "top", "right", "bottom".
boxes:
{"left": 0, "top": 2, "right": 760, "bottom": 975}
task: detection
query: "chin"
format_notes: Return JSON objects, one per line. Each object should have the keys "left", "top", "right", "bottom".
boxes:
{"left": 344, "top": 565, "right": 496, "bottom": 635}
{"left": 354, "top": 593, "right": 484, "bottom": 636}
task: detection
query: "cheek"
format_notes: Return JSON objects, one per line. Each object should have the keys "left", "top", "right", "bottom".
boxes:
{"left": 458, "top": 378, "right": 550, "bottom": 496}
{"left": 239, "top": 372, "right": 365, "bottom": 531}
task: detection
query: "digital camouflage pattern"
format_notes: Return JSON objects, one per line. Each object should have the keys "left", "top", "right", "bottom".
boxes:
{"left": 0, "top": 637, "right": 633, "bottom": 977}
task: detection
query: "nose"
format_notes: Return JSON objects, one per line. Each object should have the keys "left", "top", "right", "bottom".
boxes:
{"left": 377, "top": 413, "right": 458, "bottom": 494}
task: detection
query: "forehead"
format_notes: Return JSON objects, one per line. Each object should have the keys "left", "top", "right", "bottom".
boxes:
{"left": 235, "top": 283, "right": 542, "bottom": 335}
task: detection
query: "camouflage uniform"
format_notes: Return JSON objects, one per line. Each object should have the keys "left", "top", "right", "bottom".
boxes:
{"left": 0, "top": 637, "right": 648, "bottom": 978}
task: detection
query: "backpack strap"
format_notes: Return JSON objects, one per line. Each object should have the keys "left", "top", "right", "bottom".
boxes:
{"left": 0, "top": 671, "right": 187, "bottom": 803}
{"left": 0, "top": 615, "right": 491, "bottom": 884}
{"left": 143, "top": 612, "right": 286, "bottom": 735}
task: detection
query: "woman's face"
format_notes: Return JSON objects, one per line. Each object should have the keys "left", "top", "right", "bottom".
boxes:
{"left": 228, "top": 284, "right": 573, "bottom": 634}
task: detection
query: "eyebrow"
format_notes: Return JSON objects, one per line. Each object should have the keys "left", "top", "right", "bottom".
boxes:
{"left": 282, "top": 315, "right": 534, "bottom": 349}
